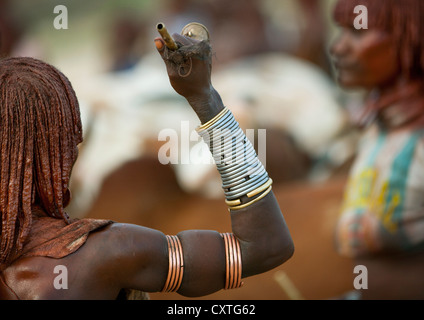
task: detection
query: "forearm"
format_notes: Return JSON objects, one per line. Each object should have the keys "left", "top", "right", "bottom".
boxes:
{"left": 230, "top": 193, "right": 294, "bottom": 277}
{"left": 186, "top": 86, "right": 225, "bottom": 124}
{"left": 197, "top": 101, "right": 293, "bottom": 268}
{"left": 175, "top": 100, "right": 293, "bottom": 296}
{"left": 155, "top": 33, "right": 293, "bottom": 297}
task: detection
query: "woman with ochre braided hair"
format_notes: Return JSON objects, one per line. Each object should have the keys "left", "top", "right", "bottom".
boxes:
{"left": 331, "top": 0, "right": 424, "bottom": 299}
{"left": 0, "top": 29, "right": 293, "bottom": 299}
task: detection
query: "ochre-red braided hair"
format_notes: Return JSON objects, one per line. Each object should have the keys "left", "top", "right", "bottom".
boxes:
{"left": 0, "top": 57, "right": 82, "bottom": 267}
{"left": 333, "top": 0, "right": 424, "bottom": 129}
{"left": 333, "top": 0, "right": 424, "bottom": 79}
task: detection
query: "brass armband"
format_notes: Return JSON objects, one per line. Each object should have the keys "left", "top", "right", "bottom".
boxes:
{"left": 221, "top": 233, "right": 243, "bottom": 289}
{"left": 162, "top": 235, "right": 184, "bottom": 292}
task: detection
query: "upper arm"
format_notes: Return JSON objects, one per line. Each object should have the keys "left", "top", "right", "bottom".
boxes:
{"left": 86, "top": 191, "right": 292, "bottom": 297}
{"left": 90, "top": 223, "right": 228, "bottom": 297}
{"left": 93, "top": 223, "right": 170, "bottom": 293}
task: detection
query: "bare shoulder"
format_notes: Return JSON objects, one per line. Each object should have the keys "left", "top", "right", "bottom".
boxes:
{"left": 86, "top": 222, "right": 168, "bottom": 261}
{"left": 78, "top": 222, "right": 169, "bottom": 294}
{"left": 3, "top": 222, "right": 168, "bottom": 299}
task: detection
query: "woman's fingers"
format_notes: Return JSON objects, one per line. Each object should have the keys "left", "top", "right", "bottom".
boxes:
{"left": 154, "top": 37, "right": 165, "bottom": 52}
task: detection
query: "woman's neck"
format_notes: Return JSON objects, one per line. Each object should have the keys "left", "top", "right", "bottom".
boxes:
{"left": 362, "top": 78, "right": 424, "bottom": 129}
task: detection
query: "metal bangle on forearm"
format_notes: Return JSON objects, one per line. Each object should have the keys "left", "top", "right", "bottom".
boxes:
{"left": 196, "top": 108, "right": 272, "bottom": 209}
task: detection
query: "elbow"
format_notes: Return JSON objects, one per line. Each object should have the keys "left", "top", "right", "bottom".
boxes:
{"left": 263, "top": 220, "right": 295, "bottom": 270}
{"left": 266, "top": 234, "right": 295, "bottom": 270}
{"left": 281, "top": 237, "right": 295, "bottom": 263}
{"left": 242, "top": 230, "right": 295, "bottom": 277}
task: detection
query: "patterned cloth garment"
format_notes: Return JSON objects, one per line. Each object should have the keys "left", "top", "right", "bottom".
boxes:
{"left": 335, "top": 123, "right": 424, "bottom": 257}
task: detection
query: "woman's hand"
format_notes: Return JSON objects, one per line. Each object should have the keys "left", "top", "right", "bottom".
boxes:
{"left": 155, "top": 33, "right": 224, "bottom": 123}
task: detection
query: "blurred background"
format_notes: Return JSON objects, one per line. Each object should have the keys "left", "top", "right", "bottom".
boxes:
{"left": 0, "top": 0, "right": 366, "bottom": 300}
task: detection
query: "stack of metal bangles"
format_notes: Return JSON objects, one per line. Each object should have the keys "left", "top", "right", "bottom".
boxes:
{"left": 196, "top": 107, "right": 273, "bottom": 210}
{"left": 162, "top": 107, "right": 272, "bottom": 292}
{"left": 198, "top": 107, "right": 272, "bottom": 290}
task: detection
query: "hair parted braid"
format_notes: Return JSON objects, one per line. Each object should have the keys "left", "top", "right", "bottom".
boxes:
{"left": 0, "top": 56, "right": 82, "bottom": 267}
